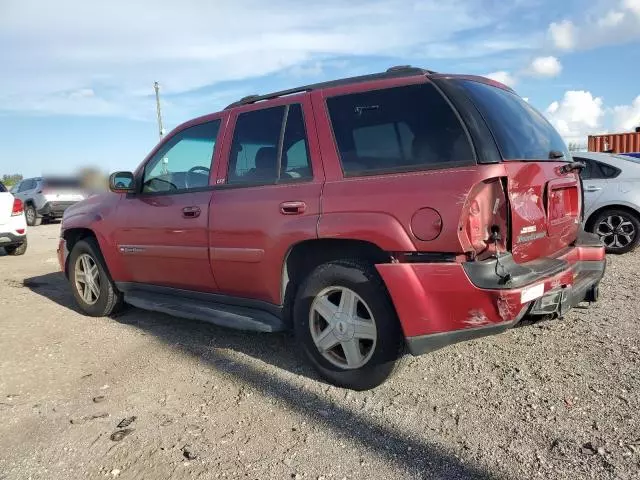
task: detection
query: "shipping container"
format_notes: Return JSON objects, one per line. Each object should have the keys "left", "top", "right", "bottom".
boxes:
{"left": 588, "top": 132, "right": 640, "bottom": 154}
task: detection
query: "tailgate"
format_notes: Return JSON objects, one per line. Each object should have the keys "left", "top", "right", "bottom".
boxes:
{"left": 0, "top": 192, "right": 15, "bottom": 226}
{"left": 504, "top": 162, "right": 581, "bottom": 262}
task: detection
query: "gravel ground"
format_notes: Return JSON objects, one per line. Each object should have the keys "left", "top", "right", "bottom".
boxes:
{"left": 0, "top": 224, "right": 638, "bottom": 480}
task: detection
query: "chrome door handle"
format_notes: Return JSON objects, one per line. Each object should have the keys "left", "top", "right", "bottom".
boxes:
{"left": 584, "top": 186, "right": 602, "bottom": 192}
{"left": 182, "top": 206, "right": 201, "bottom": 218}
{"left": 280, "top": 201, "right": 306, "bottom": 215}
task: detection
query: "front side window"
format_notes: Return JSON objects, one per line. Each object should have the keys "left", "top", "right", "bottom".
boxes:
{"left": 142, "top": 120, "right": 221, "bottom": 193}
{"left": 327, "top": 83, "right": 474, "bottom": 176}
{"left": 228, "top": 103, "right": 312, "bottom": 184}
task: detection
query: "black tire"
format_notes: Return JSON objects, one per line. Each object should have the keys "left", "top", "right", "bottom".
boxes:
{"left": 68, "top": 237, "right": 123, "bottom": 316}
{"left": 590, "top": 209, "right": 640, "bottom": 254}
{"left": 4, "top": 238, "right": 27, "bottom": 256}
{"left": 293, "top": 259, "right": 405, "bottom": 391}
{"left": 25, "top": 204, "right": 42, "bottom": 226}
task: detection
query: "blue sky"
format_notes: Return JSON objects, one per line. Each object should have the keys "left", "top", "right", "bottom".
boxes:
{"left": 1, "top": 0, "right": 639, "bottom": 178}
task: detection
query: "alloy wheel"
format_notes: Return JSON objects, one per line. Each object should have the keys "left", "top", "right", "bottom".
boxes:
{"left": 74, "top": 253, "right": 101, "bottom": 305}
{"left": 596, "top": 214, "right": 636, "bottom": 250}
{"left": 309, "top": 286, "right": 377, "bottom": 370}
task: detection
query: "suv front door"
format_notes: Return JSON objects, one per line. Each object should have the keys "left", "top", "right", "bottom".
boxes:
{"left": 209, "top": 97, "right": 323, "bottom": 305}
{"left": 114, "top": 118, "right": 223, "bottom": 291}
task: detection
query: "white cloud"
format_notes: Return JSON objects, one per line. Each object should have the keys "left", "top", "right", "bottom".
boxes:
{"left": 624, "top": 0, "right": 640, "bottom": 17}
{"left": 545, "top": 91, "right": 605, "bottom": 144}
{"left": 547, "top": 1, "right": 640, "bottom": 52}
{"left": 528, "top": 56, "right": 562, "bottom": 77}
{"left": 485, "top": 71, "right": 517, "bottom": 88}
{"left": 549, "top": 20, "right": 576, "bottom": 50}
{"left": 612, "top": 96, "right": 640, "bottom": 131}
{"left": 0, "top": 0, "right": 535, "bottom": 119}
{"left": 598, "top": 11, "right": 625, "bottom": 27}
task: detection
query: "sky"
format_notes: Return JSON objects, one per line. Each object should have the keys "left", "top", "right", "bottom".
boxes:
{"left": 1, "top": 0, "right": 639, "bottom": 178}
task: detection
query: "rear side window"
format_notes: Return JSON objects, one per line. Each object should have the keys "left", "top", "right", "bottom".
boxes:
{"left": 0, "top": 182, "right": 6, "bottom": 193}
{"left": 327, "top": 83, "right": 473, "bottom": 176}
{"left": 228, "top": 103, "right": 312, "bottom": 184}
{"left": 458, "top": 80, "right": 569, "bottom": 161}
{"left": 575, "top": 158, "right": 621, "bottom": 180}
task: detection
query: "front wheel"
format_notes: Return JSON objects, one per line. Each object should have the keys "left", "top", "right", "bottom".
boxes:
{"left": 293, "top": 260, "right": 405, "bottom": 390}
{"left": 68, "top": 238, "right": 123, "bottom": 316}
{"left": 591, "top": 209, "right": 640, "bottom": 254}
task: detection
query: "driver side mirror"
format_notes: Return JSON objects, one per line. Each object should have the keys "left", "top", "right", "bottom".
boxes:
{"left": 109, "top": 171, "right": 136, "bottom": 193}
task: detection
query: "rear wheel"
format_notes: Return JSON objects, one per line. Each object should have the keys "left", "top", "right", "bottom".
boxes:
{"left": 25, "top": 204, "right": 41, "bottom": 226}
{"left": 590, "top": 209, "right": 640, "bottom": 254}
{"left": 4, "top": 238, "right": 27, "bottom": 256}
{"left": 293, "top": 259, "right": 405, "bottom": 390}
{"left": 68, "top": 238, "right": 123, "bottom": 316}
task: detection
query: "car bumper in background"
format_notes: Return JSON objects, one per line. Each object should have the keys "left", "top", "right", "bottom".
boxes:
{"left": 376, "top": 234, "right": 605, "bottom": 356}
{"left": 0, "top": 230, "right": 27, "bottom": 247}
{"left": 39, "top": 201, "right": 78, "bottom": 218}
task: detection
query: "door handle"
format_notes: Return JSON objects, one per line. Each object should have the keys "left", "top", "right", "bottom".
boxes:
{"left": 584, "top": 186, "right": 602, "bottom": 192}
{"left": 182, "top": 206, "right": 201, "bottom": 218}
{"left": 280, "top": 201, "right": 306, "bottom": 215}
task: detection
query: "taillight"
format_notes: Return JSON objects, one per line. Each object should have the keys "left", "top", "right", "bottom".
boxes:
{"left": 460, "top": 179, "right": 509, "bottom": 260}
{"left": 11, "top": 198, "right": 23, "bottom": 216}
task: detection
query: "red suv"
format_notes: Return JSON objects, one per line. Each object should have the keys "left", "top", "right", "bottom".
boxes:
{"left": 59, "top": 67, "right": 605, "bottom": 390}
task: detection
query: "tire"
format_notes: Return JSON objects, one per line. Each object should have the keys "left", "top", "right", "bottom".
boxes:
{"left": 590, "top": 209, "right": 640, "bottom": 254}
{"left": 293, "top": 259, "right": 405, "bottom": 390}
{"left": 4, "top": 238, "right": 27, "bottom": 256}
{"left": 68, "top": 237, "right": 123, "bottom": 316}
{"left": 25, "top": 204, "right": 42, "bottom": 226}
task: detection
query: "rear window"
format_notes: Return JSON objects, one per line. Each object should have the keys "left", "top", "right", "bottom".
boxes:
{"left": 43, "top": 178, "right": 82, "bottom": 189}
{"left": 458, "top": 80, "right": 569, "bottom": 161}
{"left": 0, "top": 182, "right": 6, "bottom": 193}
{"left": 327, "top": 83, "right": 474, "bottom": 176}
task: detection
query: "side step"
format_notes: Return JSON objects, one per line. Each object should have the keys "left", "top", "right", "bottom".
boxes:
{"left": 123, "top": 290, "right": 286, "bottom": 333}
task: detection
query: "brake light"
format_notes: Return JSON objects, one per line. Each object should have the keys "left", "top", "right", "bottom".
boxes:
{"left": 460, "top": 179, "right": 509, "bottom": 260}
{"left": 11, "top": 198, "right": 23, "bottom": 216}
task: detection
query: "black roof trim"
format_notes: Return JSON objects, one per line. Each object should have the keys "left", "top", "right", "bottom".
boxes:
{"left": 224, "top": 66, "right": 434, "bottom": 109}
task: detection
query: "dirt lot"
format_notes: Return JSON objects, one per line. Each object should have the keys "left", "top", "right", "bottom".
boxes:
{"left": 0, "top": 224, "right": 638, "bottom": 480}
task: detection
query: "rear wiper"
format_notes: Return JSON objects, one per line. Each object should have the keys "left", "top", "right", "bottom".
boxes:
{"left": 559, "top": 161, "right": 585, "bottom": 174}
{"left": 549, "top": 150, "right": 566, "bottom": 159}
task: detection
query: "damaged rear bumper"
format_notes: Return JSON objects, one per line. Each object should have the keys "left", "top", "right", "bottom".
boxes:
{"left": 376, "top": 235, "right": 605, "bottom": 356}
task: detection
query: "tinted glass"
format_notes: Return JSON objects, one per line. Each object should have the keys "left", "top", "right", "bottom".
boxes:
{"left": 0, "top": 182, "right": 6, "bottom": 193}
{"left": 143, "top": 120, "right": 220, "bottom": 193}
{"left": 327, "top": 83, "right": 473, "bottom": 176}
{"left": 458, "top": 80, "right": 569, "bottom": 161}
{"left": 598, "top": 162, "right": 620, "bottom": 178}
{"left": 229, "top": 104, "right": 312, "bottom": 184}
{"left": 43, "top": 178, "right": 82, "bottom": 189}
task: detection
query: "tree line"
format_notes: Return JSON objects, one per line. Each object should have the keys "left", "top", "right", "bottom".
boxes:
{"left": 1, "top": 174, "right": 23, "bottom": 187}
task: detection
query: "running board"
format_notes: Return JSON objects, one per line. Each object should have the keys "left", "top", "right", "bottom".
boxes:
{"left": 123, "top": 291, "right": 286, "bottom": 333}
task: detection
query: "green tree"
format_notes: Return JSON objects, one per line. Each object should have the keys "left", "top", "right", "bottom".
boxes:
{"left": 1, "top": 174, "right": 23, "bottom": 187}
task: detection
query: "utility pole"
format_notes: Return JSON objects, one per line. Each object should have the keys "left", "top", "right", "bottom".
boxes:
{"left": 154, "top": 81, "right": 164, "bottom": 139}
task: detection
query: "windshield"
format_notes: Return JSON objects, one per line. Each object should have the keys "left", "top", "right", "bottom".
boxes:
{"left": 458, "top": 80, "right": 570, "bottom": 161}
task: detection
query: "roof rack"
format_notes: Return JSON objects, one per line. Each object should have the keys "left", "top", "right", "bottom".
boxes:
{"left": 224, "top": 65, "right": 434, "bottom": 109}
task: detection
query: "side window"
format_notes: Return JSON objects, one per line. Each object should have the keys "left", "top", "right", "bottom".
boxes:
{"left": 228, "top": 103, "right": 312, "bottom": 184}
{"left": 597, "top": 162, "right": 620, "bottom": 178}
{"left": 326, "top": 83, "right": 473, "bottom": 176}
{"left": 576, "top": 158, "right": 593, "bottom": 179}
{"left": 142, "top": 120, "right": 220, "bottom": 194}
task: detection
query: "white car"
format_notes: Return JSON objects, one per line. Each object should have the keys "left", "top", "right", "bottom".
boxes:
{"left": 0, "top": 181, "right": 27, "bottom": 255}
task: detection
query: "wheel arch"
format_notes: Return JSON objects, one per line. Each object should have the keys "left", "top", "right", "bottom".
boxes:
{"left": 62, "top": 227, "right": 98, "bottom": 276}
{"left": 584, "top": 203, "right": 640, "bottom": 231}
{"left": 280, "top": 238, "right": 393, "bottom": 327}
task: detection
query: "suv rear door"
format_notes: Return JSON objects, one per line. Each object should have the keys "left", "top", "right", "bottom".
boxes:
{"left": 209, "top": 96, "right": 323, "bottom": 305}
{"left": 452, "top": 79, "right": 581, "bottom": 262}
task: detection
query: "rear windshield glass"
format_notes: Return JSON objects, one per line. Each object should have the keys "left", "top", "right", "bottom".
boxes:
{"left": 458, "top": 80, "right": 569, "bottom": 161}
{"left": 327, "top": 83, "right": 474, "bottom": 176}
{"left": 0, "top": 182, "right": 6, "bottom": 192}
{"left": 43, "top": 178, "right": 82, "bottom": 189}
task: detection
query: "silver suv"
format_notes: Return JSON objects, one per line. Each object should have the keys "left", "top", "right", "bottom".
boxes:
{"left": 12, "top": 177, "right": 85, "bottom": 226}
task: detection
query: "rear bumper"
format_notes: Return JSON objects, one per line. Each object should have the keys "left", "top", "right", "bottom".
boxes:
{"left": 376, "top": 235, "right": 605, "bottom": 356}
{"left": 0, "top": 231, "right": 27, "bottom": 247}
{"left": 38, "top": 201, "right": 77, "bottom": 218}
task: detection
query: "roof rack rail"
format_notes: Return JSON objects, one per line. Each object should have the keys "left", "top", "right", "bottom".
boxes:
{"left": 224, "top": 66, "right": 434, "bottom": 109}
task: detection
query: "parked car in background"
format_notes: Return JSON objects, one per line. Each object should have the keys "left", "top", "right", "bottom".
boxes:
{"left": 572, "top": 152, "right": 640, "bottom": 254}
{"left": 12, "top": 177, "right": 85, "bottom": 226}
{"left": 0, "top": 181, "right": 27, "bottom": 255}
{"left": 58, "top": 67, "right": 605, "bottom": 390}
